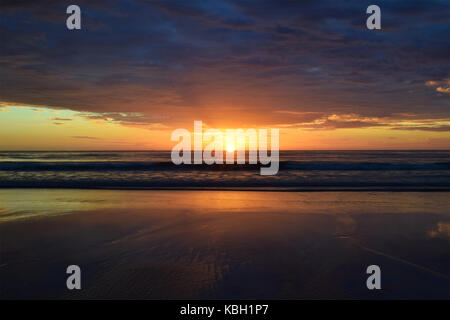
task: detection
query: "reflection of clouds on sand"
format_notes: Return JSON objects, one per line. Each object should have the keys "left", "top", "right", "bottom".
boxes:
{"left": 334, "top": 215, "right": 356, "bottom": 238}
{"left": 429, "top": 222, "right": 450, "bottom": 239}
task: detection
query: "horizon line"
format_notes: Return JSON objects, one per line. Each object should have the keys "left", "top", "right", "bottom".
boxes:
{"left": 1, "top": 149, "right": 449, "bottom": 152}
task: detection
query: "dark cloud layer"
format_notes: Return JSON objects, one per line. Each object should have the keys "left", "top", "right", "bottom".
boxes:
{"left": 0, "top": 0, "right": 449, "bottom": 128}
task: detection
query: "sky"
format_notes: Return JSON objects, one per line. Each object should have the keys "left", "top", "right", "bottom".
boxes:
{"left": 0, "top": 0, "right": 449, "bottom": 150}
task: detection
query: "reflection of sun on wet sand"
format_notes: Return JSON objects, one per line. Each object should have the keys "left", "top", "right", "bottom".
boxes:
{"left": 429, "top": 222, "right": 450, "bottom": 239}
{"left": 0, "top": 190, "right": 449, "bottom": 299}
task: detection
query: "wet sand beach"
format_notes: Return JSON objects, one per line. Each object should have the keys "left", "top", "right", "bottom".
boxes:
{"left": 0, "top": 189, "right": 449, "bottom": 299}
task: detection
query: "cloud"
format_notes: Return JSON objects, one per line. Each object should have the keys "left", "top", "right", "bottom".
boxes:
{"left": 425, "top": 78, "right": 450, "bottom": 94}
{"left": 391, "top": 125, "right": 450, "bottom": 132}
{"left": 276, "top": 113, "right": 450, "bottom": 132}
{"left": 278, "top": 113, "right": 387, "bottom": 130}
{"left": 436, "top": 87, "right": 450, "bottom": 93}
{"left": 0, "top": 0, "right": 449, "bottom": 129}
{"left": 52, "top": 117, "right": 72, "bottom": 121}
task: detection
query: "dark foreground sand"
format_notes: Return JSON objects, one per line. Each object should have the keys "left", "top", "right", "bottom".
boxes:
{"left": 0, "top": 189, "right": 449, "bottom": 299}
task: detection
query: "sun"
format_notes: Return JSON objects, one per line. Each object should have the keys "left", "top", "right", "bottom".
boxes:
{"left": 226, "top": 144, "right": 235, "bottom": 153}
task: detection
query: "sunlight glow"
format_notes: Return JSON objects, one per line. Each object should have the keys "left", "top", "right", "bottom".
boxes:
{"left": 226, "top": 144, "right": 235, "bottom": 153}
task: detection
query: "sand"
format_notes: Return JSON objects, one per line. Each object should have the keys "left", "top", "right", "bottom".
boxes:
{"left": 0, "top": 189, "right": 449, "bottom": 299}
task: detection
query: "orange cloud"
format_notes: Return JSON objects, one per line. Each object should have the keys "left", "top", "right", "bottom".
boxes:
{"left": 436, "top": 87, "right": 450, "bottom": 93}
{"left": 425, "top": 78, "right": 450, "bottom": 94}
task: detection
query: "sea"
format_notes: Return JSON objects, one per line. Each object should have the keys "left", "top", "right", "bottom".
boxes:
{"left": 0, "top": 150, "right": 449, "bottom": 190}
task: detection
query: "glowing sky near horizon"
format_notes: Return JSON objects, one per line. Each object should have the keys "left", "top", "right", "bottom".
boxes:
{"left": 0, "top": 104, "right": 448, "bottom": 150}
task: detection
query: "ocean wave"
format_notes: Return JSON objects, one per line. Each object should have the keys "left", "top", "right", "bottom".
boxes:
{"left": 282, "top": 161, "right": 450, "bottom": 171}
{"left": 0, "top": 161, "right": 449, "bottom": 171}
{"left": 0, "top": 178, "right": 449, "bottom": 190}
{"left": 1, "top": 151, "right": 449, "bottom": 189}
